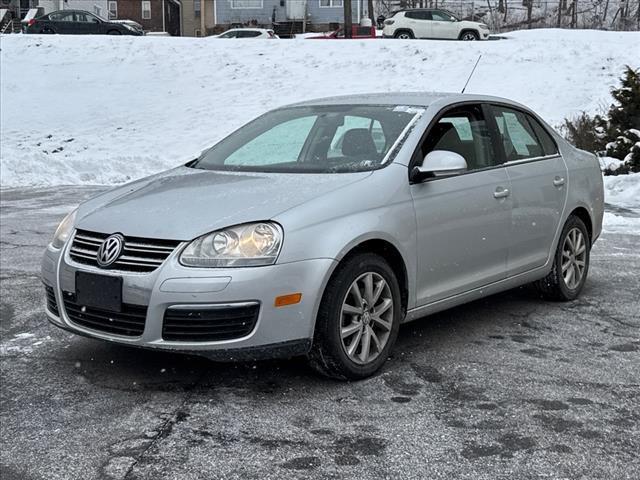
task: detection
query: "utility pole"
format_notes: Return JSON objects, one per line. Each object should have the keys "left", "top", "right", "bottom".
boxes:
{"left": 344, "top": 0, "right": 353, "bottom": 38}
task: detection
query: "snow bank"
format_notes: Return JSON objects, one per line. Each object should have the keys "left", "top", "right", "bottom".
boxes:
{"left": 603, "top": 173, "right": 640, "bottom": 209}
{"left": 1, "top": 29, "right": 639, "bottom": 187}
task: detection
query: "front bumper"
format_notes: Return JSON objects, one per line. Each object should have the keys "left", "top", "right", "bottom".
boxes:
{"left": 42, "top": 237, "right": 336, "bottom": 359}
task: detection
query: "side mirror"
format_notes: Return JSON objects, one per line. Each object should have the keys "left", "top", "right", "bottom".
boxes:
{"left": 410, "top": 150, "right": 467, "bottom": 183}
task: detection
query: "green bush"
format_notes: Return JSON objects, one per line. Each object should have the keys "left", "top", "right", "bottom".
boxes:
{"left": 562, "top": 66, "right": 640, "bottom": 174}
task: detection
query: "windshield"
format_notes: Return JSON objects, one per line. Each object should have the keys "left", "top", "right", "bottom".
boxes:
{"left": 191, "top": 105, "right": 424, "bottom": 173}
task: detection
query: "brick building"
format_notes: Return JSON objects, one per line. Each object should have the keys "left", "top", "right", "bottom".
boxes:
{"left": 110, "top": 0, "right": 180, "bottom": 35}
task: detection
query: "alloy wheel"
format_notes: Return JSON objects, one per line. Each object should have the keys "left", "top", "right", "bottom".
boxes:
{"left": 561, "top": 227, "right": 587, "bottom": 290}
{"left": 340, "top": 272, "right": 393, "bottom": 365}
{"left": 462, "top": 32, "right": 477, "bottom": 40}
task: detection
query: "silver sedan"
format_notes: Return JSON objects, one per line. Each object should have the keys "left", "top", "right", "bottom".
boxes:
{"left": 42, "top": 93, "right": 604, "bottom": 379}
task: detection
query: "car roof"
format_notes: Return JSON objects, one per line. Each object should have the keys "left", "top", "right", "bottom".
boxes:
{"left": 48, "top": 9, "right": 92, "bottom": 14}
{"left": 284, "top": 92, "right": 525, "bottom": 109}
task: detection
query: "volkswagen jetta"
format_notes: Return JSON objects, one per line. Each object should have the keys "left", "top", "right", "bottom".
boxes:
{"left": 42, "top": 93, "right": 604, "bottom": 379}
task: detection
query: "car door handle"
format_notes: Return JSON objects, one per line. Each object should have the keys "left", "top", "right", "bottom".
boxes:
{"left": 553, "top": 176, "right": 565, "bottom": 187}
{"left": 493, "top": 187, "right": 510, "bottom": 199}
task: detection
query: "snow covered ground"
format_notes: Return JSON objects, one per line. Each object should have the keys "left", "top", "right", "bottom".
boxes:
{"left": 0, "top": 29, "right": 638, "bottom": 232}
{"left": 602, "top": 173, "right": 640, "bottom": 234}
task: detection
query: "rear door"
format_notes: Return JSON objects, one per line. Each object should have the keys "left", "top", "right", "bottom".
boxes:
{"left": 488, "top": 104, "right": 568, "bottom": 276}
{"left": 410, "top": 103, "right": 512, "bottom": 305}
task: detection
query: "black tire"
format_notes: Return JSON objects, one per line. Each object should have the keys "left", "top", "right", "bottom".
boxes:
{"left": 308, "top": 253, "right": 402, "bottom": 380}
{"left": 107, "top": 30, "right": 122, "bottom": 35}
{"left": 41, "top": 27, "right": 55, "bottom": 34}
{"left": 394, "top": 30, "right": 414, "bottom": 39}
{"left": 535, "top": 216, "right": 590, "bottom": 301}
{"left": 459, "top": 30, "right": 479, "bottom": 41}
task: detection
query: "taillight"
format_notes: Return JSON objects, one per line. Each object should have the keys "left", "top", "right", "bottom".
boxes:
{"left": 28, "top": 19, "right": 37, "bottom": 26}
{"left": 384, "top": 19, "right": 394, "bottom": 25}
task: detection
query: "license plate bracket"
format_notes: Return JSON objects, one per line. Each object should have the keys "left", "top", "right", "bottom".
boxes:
{"left": 75, "top": 271, "right": 123, "bottom": 313}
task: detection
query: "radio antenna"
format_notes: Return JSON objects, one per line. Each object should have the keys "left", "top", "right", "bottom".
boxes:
{"left": 461, "top": 55, "right": 482, "bottom": 94}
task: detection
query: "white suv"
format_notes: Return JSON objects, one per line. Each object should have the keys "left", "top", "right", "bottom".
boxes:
{"left": 383, "top": 9, "right": 490, "bottom": 40}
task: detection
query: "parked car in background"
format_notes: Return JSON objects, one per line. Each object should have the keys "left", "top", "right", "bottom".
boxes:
{"left": 43, "top": 92, "right": 603, "bottom": 380}
{"left": 383, "top": 9, "right": 490, "bottom": 40}
{"left": 215, "top": 28, "right": 278, "bottom": 39}
{"left": 25, "top": 10, "right": 143, "bottom": 35}
{"left": 307, "top": 24, "right": 377, "bottom": 39}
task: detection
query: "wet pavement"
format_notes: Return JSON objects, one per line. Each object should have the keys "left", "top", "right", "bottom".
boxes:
{"left": 1, "top": 187, "right": 639, "bottom": 480}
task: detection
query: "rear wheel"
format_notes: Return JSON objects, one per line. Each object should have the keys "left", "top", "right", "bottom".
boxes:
{"left": 535, "top": 216, "right": 590, "bottom": 301}
{"left": 308, "top": 253, "right": 401, "bottom": 380}
{"left": 41, "top": 26, "right": 55, "bottom": 34}
{"left": 460, "top": 30, "right": 479, "bottom": 40}
{"left": 394, "top": 30, "right": 414, "bottom": 39}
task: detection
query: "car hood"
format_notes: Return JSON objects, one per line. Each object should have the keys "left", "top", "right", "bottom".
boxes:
{"left": 459, "top": 20, "right": 487, "bottom": 28}
{"left": 75, "top": 166, "right": 371, "bottom": 241}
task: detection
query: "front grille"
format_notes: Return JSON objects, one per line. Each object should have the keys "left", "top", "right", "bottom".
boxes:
{"left": 62, "top": 291, "right": 147, "bottom": 337}
{"left": 44, "top": 285, "right": 59, "bottom": 316}
{"left": 162, "top": 304, "right": 260, "bottom": 342}
{"left": 69, "top": 229, "right": 181, "bottom": 273}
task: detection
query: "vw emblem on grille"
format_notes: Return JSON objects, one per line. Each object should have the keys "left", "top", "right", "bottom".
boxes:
{"left": 96, "top": 234, "right": 124, "bottom": 268}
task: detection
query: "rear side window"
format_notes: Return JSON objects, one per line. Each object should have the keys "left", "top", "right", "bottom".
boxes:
{"left": 237, "top": 30, "right": 261, "bottom": 38}
{"left": 491, "top": 106, "right": 545, "bottom": 161}
{"left": 527, "top": 116, "right": 558, "bottom": 156}
{"left": 405, "top": 11, "right": 431, "bottom": 20}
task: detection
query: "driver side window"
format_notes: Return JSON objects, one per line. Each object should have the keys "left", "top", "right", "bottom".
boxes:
{"left": 421, "top": 104, "right": 498, "bottom": 171}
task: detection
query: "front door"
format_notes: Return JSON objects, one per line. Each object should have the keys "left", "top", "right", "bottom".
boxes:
{"left": 74, "top": 11, "right": 104, "bottom": 34}
{"left": 429, "top": 10, "right": 458, "bottom": 39}
{"left": 404, "top": 11, "right": 431, "bottom": 38}
{"left": 48, "top": 10, "right": 76, "bottom": 34}
{"left": 488, "top": 105, "right": 568, "bottom": 275}
{"left": 410, "top": 103, "right": 511, "bottom": 306}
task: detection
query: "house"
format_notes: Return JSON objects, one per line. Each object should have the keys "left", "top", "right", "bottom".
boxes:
{"left": 109, "top": 0, "right": 181, "bottom": 35}
{"left": 28, "top": 0, "right": 180, "bottom": 35}
{"left": 181, "top": 0, "right": 372, "bottom": 37}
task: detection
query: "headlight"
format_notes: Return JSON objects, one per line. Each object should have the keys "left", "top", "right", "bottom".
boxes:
{"left": 180, "top": 222, "right": 283, "bottom": 268}
{"left": 479, "top": 24, "right": 489, "bottom": 29}
{"left": 51, "top": 209, "right": 77, "bottom": 249}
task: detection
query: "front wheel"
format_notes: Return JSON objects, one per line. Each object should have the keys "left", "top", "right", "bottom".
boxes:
{"left": 308, "top": 253, "right": 402, "bottom": 380}
{"left": 460, "top": 31, "right": 479, "bottom": 41}
{"left": 107, "top": 30, "right": 122, "bottom": 35}
{"left": 394, "top": 30, "right": 414, "bottom": 39}
{"left": 535, "top": 216, "right": 590, "bottom": 301}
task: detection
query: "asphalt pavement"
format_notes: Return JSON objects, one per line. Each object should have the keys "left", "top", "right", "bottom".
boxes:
{"left": 1, "top": 186, "right": 638, "bottom": 480}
